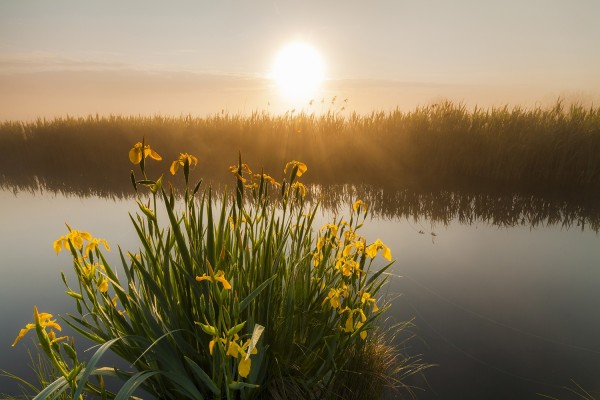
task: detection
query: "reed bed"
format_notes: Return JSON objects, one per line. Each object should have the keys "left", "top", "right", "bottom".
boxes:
{"left": 1, "top": 100, "right": 600, "bottom": 194}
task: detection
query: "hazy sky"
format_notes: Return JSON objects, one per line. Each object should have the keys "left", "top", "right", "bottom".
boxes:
{"left": 1, "top": 0, "right": 600, "bottom": 119}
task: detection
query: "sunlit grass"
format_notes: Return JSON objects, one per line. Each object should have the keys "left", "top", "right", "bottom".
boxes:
{"left": 1, "top": 100, "right": 599, "bottom": 197}
{"left": 7, "top": 141, "right": 428, "bottom": 399}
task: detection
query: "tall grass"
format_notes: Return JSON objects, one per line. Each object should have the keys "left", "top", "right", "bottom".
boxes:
{"left": 9, "top": 142, "right": 427, "bottom": 399}
{"left": 1, "top": 100, "right": 599, "bottom": 196}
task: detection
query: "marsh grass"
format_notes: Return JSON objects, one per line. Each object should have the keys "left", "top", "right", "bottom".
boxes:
{"left": 1, "top": 100, "right": 599, "bottom": 197}
{"left": 8, "top": 142, "right": 428, "bottom": 399}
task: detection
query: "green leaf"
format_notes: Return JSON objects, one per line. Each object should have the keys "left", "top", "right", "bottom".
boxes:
{"left": 366, "top": 262, "right": 393, "bottom": 286}
{"left": 239, "top": 275, "right": 276, "bottom": 312}
{"left": 205, "top": 189, "right": 216, "bottom": 268}
{"left": 229, "top": 381, "right": 260, "bottom": 390}
{"left": 130, "top": 170, "right": 138, "bottom": 192}
{"left": 73, "top": 337, "right": 121, "bottom": 399}
{"left": 114, "top": 370, "right": 161, "bottom": 400}
{"left": 161, "top": 189, "right": 193, "bottom": 271}
{"left": 31, "top": 375, "right": 69, "bottom": 400}
{"left": 185, "top": 356, "right": 221, "bottom": 396}
{"left": 193, "top": 179, "right": 203, "bottom": 196}
{"left": 161, "top": 370, "right": 205, "bottom": 399}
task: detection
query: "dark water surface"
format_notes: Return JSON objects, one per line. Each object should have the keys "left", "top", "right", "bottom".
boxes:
{"left": 1, "top": 188, "right": 599, "bottom": 399}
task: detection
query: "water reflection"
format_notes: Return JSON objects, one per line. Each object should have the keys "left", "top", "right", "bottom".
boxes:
{"left": 1, "top": 184, "right": 599, "bottom": 399}
{"left": 3, "top": 175, "right": 599, "bottom": 232}
{"left": 312, "top": 184, "right": 600, "bottom": 232}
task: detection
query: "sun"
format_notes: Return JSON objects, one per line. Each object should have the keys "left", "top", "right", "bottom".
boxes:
{"left": 270, "top": 41, "right": 325, "bottom": 102}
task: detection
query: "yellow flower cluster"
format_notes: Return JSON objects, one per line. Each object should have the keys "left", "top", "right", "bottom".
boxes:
{"left": 53, "top": 228, "right": 110, "bottom": 256}
{"left": 323, "top": 285, "right": 349, "bottom": 309}
{"left": 54, "top": 228, "right": 111, "bottom": 294}
{"left": 128, "top": 142, "right": 200, "bottom": 179}
{"left": 228, "top": 163, "right": 253, "bottom": 183}
{"left": 340, "top": 307, "right": 369, "bottom": 340}
{"left": 352, "top": 199, "right": 368, "bottom": 214}
{"left": 228, "top": 163, "right": 282, "bottom": 190}
{"left": 73, "top": 257, "right": 109, "bottom": 292}
{"left": 313, "top": 200, "right": 392, "bottom": 340}
{"left": 254, "top": 173, "right": 280, "bottom": 188}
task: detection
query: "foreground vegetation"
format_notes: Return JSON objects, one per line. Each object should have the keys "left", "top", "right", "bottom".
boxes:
{"left": 7, "top": 142, "right": 426, "bottom": 399}
{"left": 1, "top": 100, "right": 599, "bottom": 197}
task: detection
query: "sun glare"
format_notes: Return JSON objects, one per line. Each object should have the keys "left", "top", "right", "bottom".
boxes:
{"left": 270, "top": 42, "right": 325, "bottom": 102}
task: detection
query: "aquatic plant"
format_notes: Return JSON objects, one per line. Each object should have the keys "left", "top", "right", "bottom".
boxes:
{"left": 10, "top": 141, "right": 424, "bottom": 399}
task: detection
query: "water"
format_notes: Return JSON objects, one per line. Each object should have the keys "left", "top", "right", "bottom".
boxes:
{"left": 384, "top": 220, "right": 600, "bottom": 399}
{"left": 0, "top": 188, "right": 599, "bottom": 399}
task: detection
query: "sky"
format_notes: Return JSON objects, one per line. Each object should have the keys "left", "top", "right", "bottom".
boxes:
{"left": 1, "top": 0, "right": 600, "bottom": 120}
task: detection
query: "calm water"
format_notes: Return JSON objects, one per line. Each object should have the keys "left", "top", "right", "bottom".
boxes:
{"left": 1, "top": 188, "right": 599, "bottom": 399}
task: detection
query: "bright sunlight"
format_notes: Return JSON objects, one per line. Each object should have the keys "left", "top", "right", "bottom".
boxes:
{"left": 270, "top": 41, "right": 325, "bottom": 102}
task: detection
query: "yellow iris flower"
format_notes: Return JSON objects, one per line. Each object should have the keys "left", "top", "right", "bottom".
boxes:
{"left": 80, "top": 261, "right": 100, "bottom": 280}
{"left": 170, "top": 153, "right": 199, "bottom": 175}
{"left": 322, "top": 285, "right": 350, "bottom": 310}
{"left": 291, "top": 182, "right": 307, "bottom": 197}
{"left": 343, "top": 229, "right": 357, "bottom": 242}
{"left": 128, "top": 142, "right": 162, "bottom": 164}
{"left": 253, "top": 173, "right": 281, "bottom": 187}
{"left": 312, "top": 251, "right": 323, "bottom": 267}
{"left": 365, "top": 239, "right": 392, "bottom": 261}
{"left": 84, "top": 237, "right": 110, "bottom": 254}
{"left": 97, "top": 276, "right": 109, "bottom": 293}
{"left": 12, "top": 306, "right": 63, "bottom": 347}
{"left": 196, "top": 270, "right": 232, "bottom": 290}
{"left": 342, "top": 308, "right": 368, "bottom": 340}
{"left": 53, "top": 229, "right": 110, "bottom": 260}
{"left": 352, "top": 199, "right": 368, "bottom": 213}
{"left": 53, "top": 229, "right": 92, "bottom": 254}
{"left": 208, "top": 334, "right": 258, "bottom": 378}
{"left": 342, "top": 239, "right": 366, "bottom": 258}
{"left": 228, "top": 163, "right": 253, "bottom": 182}
{"left": 322, "top": 288, "right": 343, "bottom": 309}
{"left": 335, "top": 258, "right": 360, "bottom": 277}
{"left": 316, "top": 236, "right": 325, "bottom": 251}
{"left": 47, "top": 329, "right": 68, "bottom": 345}
{"left": 320, "top": 223, "right": 339, "bottom": 238}
{"left": 361, "top": 292, "right": 379, "bottom": 312}
{"left": 284, "top": 160, "right": 308, "bottom": 177}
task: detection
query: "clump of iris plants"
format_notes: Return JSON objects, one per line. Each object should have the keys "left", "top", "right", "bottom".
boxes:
{"left": 11, "top": 140, "right": 425, "bottom": 399}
